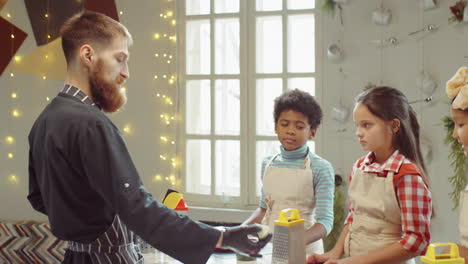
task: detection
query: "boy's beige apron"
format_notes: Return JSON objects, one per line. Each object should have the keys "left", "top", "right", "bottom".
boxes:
{"left": 262, "top": 154, "right": 323, "bottom": 254}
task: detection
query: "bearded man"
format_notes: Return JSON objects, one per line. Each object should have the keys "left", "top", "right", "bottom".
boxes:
{"left": 27, "top": 11, "right": 270, "bottom": 264}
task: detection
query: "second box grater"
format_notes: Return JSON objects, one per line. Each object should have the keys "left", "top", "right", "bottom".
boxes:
{"left": 271, "top": 208, "right": 306, "bottom": 264}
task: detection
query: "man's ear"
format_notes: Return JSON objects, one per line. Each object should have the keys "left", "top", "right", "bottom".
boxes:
{"left": 309, "top": 128, "right": 317, "bottom": 139}
{"left": 79, "top": 44, "right": 94, "bottom": 68}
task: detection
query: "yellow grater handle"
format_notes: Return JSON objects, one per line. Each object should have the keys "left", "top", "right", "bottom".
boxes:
{"left": 421, "top": 243, "right": 465, "bottom": 263}
{"left": 274, "top": 208, "right": 305, "bottom": 227}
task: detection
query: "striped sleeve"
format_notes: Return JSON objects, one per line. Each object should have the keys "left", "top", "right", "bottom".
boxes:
{"left": 311, "top": 156, "right": 335, "bottom": 235}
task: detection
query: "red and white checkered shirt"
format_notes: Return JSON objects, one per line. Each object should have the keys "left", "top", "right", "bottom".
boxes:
{"left": 345, "top": 150, "right": 432, "bottom": 255}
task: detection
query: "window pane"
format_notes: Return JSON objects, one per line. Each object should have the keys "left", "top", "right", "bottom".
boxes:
{"left": 186, "top": 140, "right": 211, "bottom": 195}
{"left": 288, "top": 15, "right": 315, "bottom": 73}
{"left": 186, "top": 80, "right": 211, "bottom": 134}
{"left": 215, "top": 140, "right": 240, "bottom": 196}
{"left": 288, "top": 0, "right": 315, "bottom": 10}
{"left": 215, "top": 18, "right": 240, "bottom": 74}
{"left": 256, "top": 0, "right": 282, "bottom": 11}
{"left": 256, "top": 141, "right": 281, "bottom": 196}
{"left": 288, "top": 77, "right": 315, "bottom": 96}
{"left": 215, "top": 0, "right": 239, "bottom": 13}
{"left": 256, "top": 79, "right": 282, "bottom": 136}
{"left": 186, "top": 0, "right": 210, "bottom": 15}
{"left": 215, "top": 80, "right": 240, "bottom": 135}
{"left": 186, "top": 20, "right": 211, "bottom": 74}
{"left": 256, "top": 16, "right": 282, "bottom": 73}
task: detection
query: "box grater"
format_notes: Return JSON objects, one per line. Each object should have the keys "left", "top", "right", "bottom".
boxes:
{"left": 271, "top": 208, "right": 306, "bottom": 264}
{"left": 421, "top": 243, "right": 465, "bottom": 264}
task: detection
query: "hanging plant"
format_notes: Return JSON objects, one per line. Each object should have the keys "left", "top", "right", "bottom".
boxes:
{"left": 321, "top": 0, "right": 337, "bottom": 14}
{"left": 323, "top": 174, "right": 346, "bottom": 251}
{"left": 449, "top": 0, "right": 467, "bottom": 23}
{"left": 442, "top": 115, "right": 468, "bottom": 209}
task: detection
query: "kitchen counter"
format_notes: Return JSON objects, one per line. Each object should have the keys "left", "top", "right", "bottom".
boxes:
{"left": 142, "top": 243, "right": 273, "bottom": 264}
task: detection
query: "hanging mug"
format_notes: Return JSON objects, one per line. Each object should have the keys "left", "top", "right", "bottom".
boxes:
{"left": 416, "top": 72, "right": 437, "bottom": 95}
{"left": 331, "top": 105, "right": 349, "bottom": 122}
{"left": 421, "top": 0, "right": 436, "bottom": 10}
{"left": 372, "top": 7, "right": 392, "bottom": 25}
{"left": 464, "top": 5, "right": 468, "bottom": 23}
{"left": 327, "top": 43, "right": 343, "bottom": 64}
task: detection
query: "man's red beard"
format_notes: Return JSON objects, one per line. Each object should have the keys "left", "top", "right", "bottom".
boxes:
{"left": 89, "top": 59, "right": 127, "bottom": 113}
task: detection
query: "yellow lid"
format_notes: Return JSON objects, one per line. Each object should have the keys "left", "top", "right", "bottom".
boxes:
{"left": 420, "top": 243, "right": 465, "bottom": 264}
{"left": 273, "top": 208, "right": 305, "bottom": 227}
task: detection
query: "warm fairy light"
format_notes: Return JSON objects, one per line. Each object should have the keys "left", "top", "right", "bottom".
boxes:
{"left": 120, "top": 87, "right": 127, "bottom": 93}
{"left": 153, "top": 33, "right": 160, "bottom": 39}
{"left": 168, "top": 79, "right": 174, "bottom": 85}
{"left": 169, "top": 35, "right": 177, "bottom": 42}
{"left": 7, "top": 153, "right": 13, "bottom": 159}
{"left": 167, "top": 60, "right": 171, "bottom": 64}
{"left": 6, "top": 13, "right": 11, "bottom": 18}
{"left": 162, "top": 95, "right": 166, "bottom": 98}
{"left": 45, "top": 55, "right": 49, "bottom": 59}
{"left": 14, "top": 56, "right": 21, "bottom": 63}
{"left": 46, "top": 97, "right": 50, "bottom": 101}
{"left": 119, "top": 11, "right": 123, "bottom": 15}
{"left": 5, "top": 136, "right": 15, "bottom": 144}
{"left": 153, "top": 174, "right": 163, "bottom": 182}
{"left": 160, "top": 13, "right": 164, "bottom": 17}
{"left": 166, "top": 11, "right": 173, "bottom": 17}
{"left": 10, "top": 34, "right": 14, "bottom": 39}
{"left": 10, "top": 73, "right": 14, "bottom": 77}
{"left": 160, "top": 155, "right": 167, "bottom": 160}
{"left": 171, "top": 141, "right": 175, "bottom": 144}
{"left": 160, "top": 136, "right": 168, "bottom": 142}
{"left": 155, "top": 53, "right": 159, "bottom": 57}
{"left": 11, "top": 109, "right": 21, "bottom": 118}
{"left": 47, "top": 34, "right": 51, "bottom": 39}
{"left": 157, "top": 93, "right": 161, "bottom": 97}
{"left": 42, "top": 76, "right": 47, "bottom": 79}
{"left": 169, "top": 55, "right": 173, "bottom": 59}
{"left": 8, "top": 174, "right": 18, "bottom": 184}
{"left": 165, "top": 97, "right": 173, "bottom": 105}
{"left": 171, "top": 20, "right": 176, "bottom": 26}
{"left": 169, "top": 174, "right": 176, "bottom": 182}
{"left": 165, "top": 176, "right": 169, "bottom": 181}
{"left": 44, "top": 13, "right": 49, "bottom": 18}
{"left": 154, "top": 75, "right": 158, "bottom": 79}
{"left": 123, "top": 124, "right": 132, "bottom": 134}
{"left": 163, "top": 53, "right": 167, "bottom": 57}
{"left": 11, "top": 93, "right": 17, "bottom": 99}
{"left": 163, "top": 74, "right": 167, "bottom": 78}
{"left": 163, "top": 34, "right": 168, "bottom": 37}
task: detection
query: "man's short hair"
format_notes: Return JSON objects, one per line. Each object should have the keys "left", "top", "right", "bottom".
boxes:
{"left": 60, "top": 10, "right": 133, "bottom": 64}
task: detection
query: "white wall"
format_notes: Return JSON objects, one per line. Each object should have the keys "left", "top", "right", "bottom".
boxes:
{"left": 0, "top": 0, "right": 463, "bottom": 251}
{"left": 317, "top": 0, "right": 461, "bottom": 245}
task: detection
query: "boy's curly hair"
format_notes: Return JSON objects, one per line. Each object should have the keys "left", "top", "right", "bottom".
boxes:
{"left": 273, "top": 89, "right": 323, "bottom": 129}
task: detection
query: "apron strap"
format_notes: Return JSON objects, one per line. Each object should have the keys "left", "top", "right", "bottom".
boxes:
{"left": 66, "top": 240, "right": 138, "bottom": 254}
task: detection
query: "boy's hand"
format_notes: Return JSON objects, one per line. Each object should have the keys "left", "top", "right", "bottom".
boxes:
{"left": 220, "top": 225, "right": 272, "bottom": 257}
{"left": 307, "top": 251, "right": 340, "bottom": 264}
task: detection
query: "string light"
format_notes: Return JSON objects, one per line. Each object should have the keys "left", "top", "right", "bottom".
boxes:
{"left": 46, "top": 97, "right": 50, "bottom": 101}
{"left": 10, "top": 34, "right": 14, "bottom": 39}
{"left": 160, "top": 136, "right": 169, "bottom": 142}
{"left": 119, "top": 11, "right": 123, "bottom": 15}
{"left": 155, "top": 53, "right": 159, "bottom": 57}
{"left": 42, "top": 76, "right": 47, "bottom": 80}
{"left": 10, "top": 73, "right": 14, "bottom": 77}
{"left": 6, "top": 13, "right": 11, "bottom": 18}
{"left": 154, "top": 75, "right": 158, "bottom": 79}
{"left": 166, "top": 11, "right": 173, "bottom": 17}
{"left": 123, "top": 124, "right": 132, "bottom": 134}
{"left": 153, "top": 33, "right": 160, "bottom": 39}
{"left": 8, "top": 174, "right": 19, "bottom": 184}
{"left": 153, "top": 174, "right": 163, "bottom": 182}
{"left": 11, "top": 109, "right": 21, "bottom": 118}
{"left": 7, "top": 153, "right": 13, "bottom": 159}
{"left": 171, "top": 20, "right": 176, "bottom": 26}
{"left": 160, "top": 155, "right": 167, "bottom": 160}
{"left": 14, "top": 56, "right": 21, "bottom": 63}
{"left": 44, "top": 13, "right": 49, "bottom": 18}
{"left": 5, "top": 136, "right": 15, "bottom": 144}
{"left": 11, "top": 93, "right": 17, "bottom": 99}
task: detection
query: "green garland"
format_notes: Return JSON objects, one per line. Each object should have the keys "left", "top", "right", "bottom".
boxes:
{"left": 442, "top": 116, "right": 468, "bottom": 209}
{"left": 323, "top": 182, "right": 346, "bottom": 251}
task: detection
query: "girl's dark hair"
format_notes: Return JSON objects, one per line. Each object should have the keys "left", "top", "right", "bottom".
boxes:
{"left": 356, "top": 86, "right": 428, "bottom": 181}
{"left": 273, "top": 89, "right": 323, "bottom": 129}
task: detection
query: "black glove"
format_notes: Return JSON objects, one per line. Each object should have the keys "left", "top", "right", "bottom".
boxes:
{"left": 220, "top": 224, "right": 272, "bottom": 257}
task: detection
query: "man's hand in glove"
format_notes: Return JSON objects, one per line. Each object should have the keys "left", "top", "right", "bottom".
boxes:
{"left": 217, "top": 224, "right": 272, "bottom": 257}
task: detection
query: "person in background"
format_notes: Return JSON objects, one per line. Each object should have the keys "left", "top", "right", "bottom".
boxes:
{"left": 444, "top": 66, "right": 468, "bottom": 262}
{"left": 27, "top": 10, "right": 270, "bottom": 264}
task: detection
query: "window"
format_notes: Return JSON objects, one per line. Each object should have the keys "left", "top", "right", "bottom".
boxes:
{"left": 179, "top": 0, "right": 318, "bottom": 208}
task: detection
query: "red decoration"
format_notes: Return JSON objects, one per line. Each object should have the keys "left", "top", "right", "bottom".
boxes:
{"left": 0, "top": 17, "right": 27, "bottom": 76}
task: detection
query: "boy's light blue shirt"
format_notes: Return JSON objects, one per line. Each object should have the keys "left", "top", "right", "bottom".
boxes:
{"left": 259, "top": 143, "right": 335, "bottom": 235}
